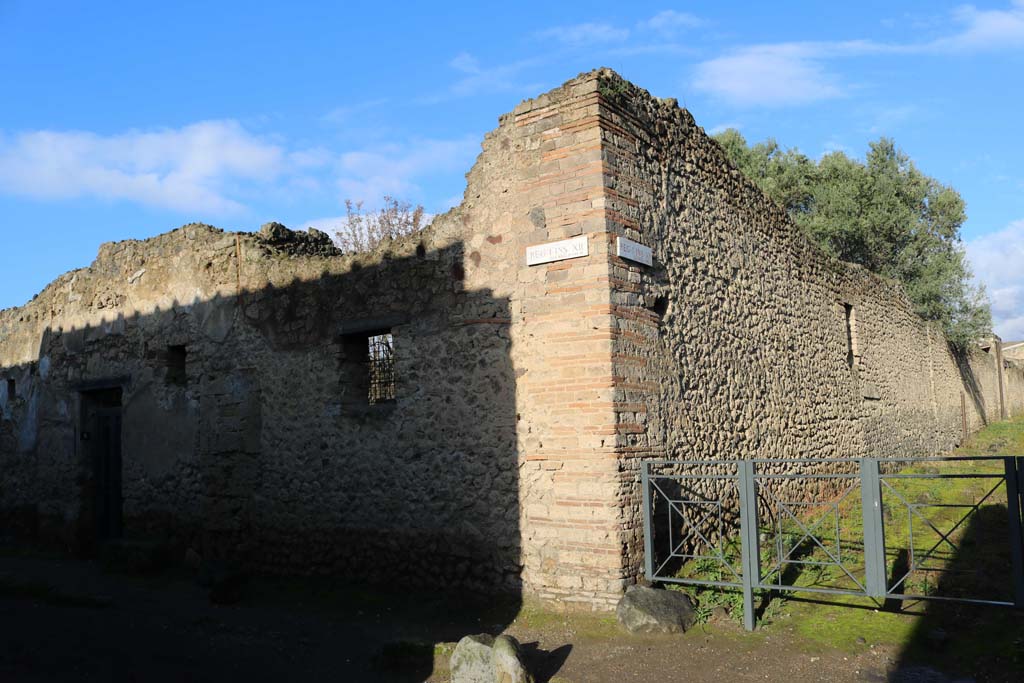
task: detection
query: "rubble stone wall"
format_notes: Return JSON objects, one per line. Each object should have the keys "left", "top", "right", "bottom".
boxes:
{"left": 593, "top": 71, "right": 1024, "bottom": 585}
{"left": 0, "top": 224, "right": 523, "bottom": 588}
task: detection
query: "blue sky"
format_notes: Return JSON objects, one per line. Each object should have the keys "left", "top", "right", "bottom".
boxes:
{"left": 1, "top": 1, "right": 1022, "bottom": 337}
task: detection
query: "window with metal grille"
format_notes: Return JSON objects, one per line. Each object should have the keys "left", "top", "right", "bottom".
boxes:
{"left": 367, "top": 333, "right": 395, "bottom": 404}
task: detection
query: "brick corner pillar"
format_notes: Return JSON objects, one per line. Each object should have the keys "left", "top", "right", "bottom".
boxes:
{"left": 507, "top": 72, "right": 631, "bottom": 610}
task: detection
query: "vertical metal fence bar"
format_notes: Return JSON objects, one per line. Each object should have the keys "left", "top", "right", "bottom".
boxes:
{"left": 1003, "top": 457, "right": 1024, "bottom": 608}
{"left": 861, "top": 458, "right": 888, "bottom": 598}
{"left": 641, "top": 461, "right": 654, "bottom": 582}
{"left": 738, "top": 460, "right": 760, "bottom": 631}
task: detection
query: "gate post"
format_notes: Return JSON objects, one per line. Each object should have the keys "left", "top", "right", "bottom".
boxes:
{"left": 737, "top": 460, "right": 760, "bottom": 631}
{"left": 1003, "top": 457, "right": 1024, "bottom": 608}
{"left": 860, "top": 458, "right": 888, "bottom": 599}
{"left": 641, "top": 461, "right": 654, "bottom": 582}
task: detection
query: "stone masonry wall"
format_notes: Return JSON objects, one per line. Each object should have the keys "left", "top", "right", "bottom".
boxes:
{"left": 592, "top": 70, "right": 1024, "bottom": 587}
{"left": 0, "top": 224, "right": 523, "bottom": 589}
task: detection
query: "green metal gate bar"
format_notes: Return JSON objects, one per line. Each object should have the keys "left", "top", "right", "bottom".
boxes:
{"left": 641, "top": 456, "right": 1024, "bottom": 631}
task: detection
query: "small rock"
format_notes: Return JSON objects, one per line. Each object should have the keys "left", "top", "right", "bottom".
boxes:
{"left": 451, "top": 634, "right": 495, "bottom": 683}
{"left": 856, "top": 636, "right": 867, "bottom": 645}
{"left": 491, "top": 635, "right": 533, "bottom": 683}
{"left": 259, "top": 222, "right": 290, "bottom": 241}
{"left": 709, "top": 605, "right": 731, "bottom": 624}
{"left": 616, "top": 585, "right": 696, "bottom": 634}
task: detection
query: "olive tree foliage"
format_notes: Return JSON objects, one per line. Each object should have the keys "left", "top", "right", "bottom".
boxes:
{"left": 714, "top": 129, "right": 991, "bottom": 348}
{"left": 333, "top": 195, "right": 427, "bottom": 254}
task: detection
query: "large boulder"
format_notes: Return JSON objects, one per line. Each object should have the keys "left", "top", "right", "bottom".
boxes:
{"left": 450, "top": 634, "right": 496, "bottom": 683}
{"left": 450, "top": 634, "right": 533, "bottom": 683}
{"left": 615, "top": 585, "right": 696, "bottom": 634}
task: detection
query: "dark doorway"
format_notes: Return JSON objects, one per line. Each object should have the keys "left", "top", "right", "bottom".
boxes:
{"left": 81, "top": 387, "right": 123, "bottom": 541}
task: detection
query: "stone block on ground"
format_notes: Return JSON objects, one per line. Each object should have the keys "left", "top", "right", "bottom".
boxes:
{"left": 451, "top": 634, "right": 496, "bottom": 683}
{"left": 616, "top": 585, "right": 696, "bottom": 634}
{"left": 450, "top": 633, "right": 533, "bottom": 683}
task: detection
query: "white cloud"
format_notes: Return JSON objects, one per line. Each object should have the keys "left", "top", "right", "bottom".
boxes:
{"left": 298, "top": 138, "right": 475, "bottom": 235}
{"left": 638, "top": 10, "right": 702, "bottom": 34}
{"left": 288, "top": 147, "right": 333, "bottom": 169}
{"left": 335, "top": 136, "right": 478, "bottom": 204}
{"left": 432, "top": 53, "right": 544, "bottom": 100}
{"left": 934, "top": 1, "right": 1024, "bottom": 52}
{"left": 0, "top": 121, "right": 477, "bottom": 219}
{"left": 822, "top": 139, "right": 853, "bottom": 156}
{"left": 693, "top": 43, "right": 849, "bottom": 107}
{"left": 708, "top": 122, "right": 742, "bottom": 135}
{"left": 0, "top": 121, "right": 283, "bottom": 214}
{"left": 535, "top": 22, "right": 630, "bottom": 46}
{"left": 866, "top": 104, "right": 918, "bottom": 134}
{"left": 693, "top": 2, "right": 1024, "bottom": 107}
{"left": 529, "top": 12, "right": 700, "bottom": 59}
{"left": 967, "top": 219, "right": 1024, "bottom": 340}
{"left": 298, "top": 214, "right": 348, "bottom": 235}
{"left": 606, "top": 43, "right": 698, "bottom": 57}
{"left": 321, "top": 98, "right": 389, "bottom": 125}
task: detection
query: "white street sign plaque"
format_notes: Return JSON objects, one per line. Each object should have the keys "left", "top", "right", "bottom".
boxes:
{"left": 616, "top": 236, "right": 653, "bottom": 266}
{"left": 526, "top": 235, "right": 589, "bottom": 266}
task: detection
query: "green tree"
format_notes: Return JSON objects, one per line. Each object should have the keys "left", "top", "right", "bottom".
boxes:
{"left": 714, "top": 130, "right": 990, "bottom": 348}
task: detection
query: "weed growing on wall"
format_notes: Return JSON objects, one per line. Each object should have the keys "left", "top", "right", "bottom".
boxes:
{"left": 334, "top": 195, "right": 427, "bottom": 253}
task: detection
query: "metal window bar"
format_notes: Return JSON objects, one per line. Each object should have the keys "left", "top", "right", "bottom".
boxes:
{"left": 367, "top": 333, "right": 395, "bottom": 404}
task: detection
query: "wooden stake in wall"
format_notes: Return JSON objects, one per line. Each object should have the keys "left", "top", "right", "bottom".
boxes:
{"left": 961, "top": 390, "right": 968, "bottom": 442}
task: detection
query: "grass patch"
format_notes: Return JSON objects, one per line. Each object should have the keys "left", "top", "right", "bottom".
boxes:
{"left": 511, "top": 599, "right": 620, "bottom": 639}
{"left": 956, "top": 415, "right": 1024, "bottom": 456}
{"left": 780, "top": 415, "right": 1024, "bottom": 672}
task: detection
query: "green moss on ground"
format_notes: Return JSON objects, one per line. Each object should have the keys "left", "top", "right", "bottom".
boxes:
{"left": 510, "top": 598, "right": 621, "bottom": 639}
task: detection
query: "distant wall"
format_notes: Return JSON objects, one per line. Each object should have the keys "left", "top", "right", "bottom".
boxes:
{"left": 1006, "top": 359, "right": 1024, "bottom": 418}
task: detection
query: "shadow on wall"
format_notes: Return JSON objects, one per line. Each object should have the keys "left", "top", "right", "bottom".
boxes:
{"left": 889, "top": 503, "right": 1023, "bottom": 682}
{"left": 952, "top": 345, "right": 988, "bottom": 429}
{"left": 0, "top": 237, "right": 524, "bottom": 681}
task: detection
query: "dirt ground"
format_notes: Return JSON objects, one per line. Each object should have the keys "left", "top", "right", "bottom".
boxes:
{"left": 0, "top": 552, "right": 1009, "bottom": 683}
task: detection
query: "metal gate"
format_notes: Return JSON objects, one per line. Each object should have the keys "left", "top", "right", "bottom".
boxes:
{"left": 641, "top": 456, "right": 1024, "bottom": 630}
